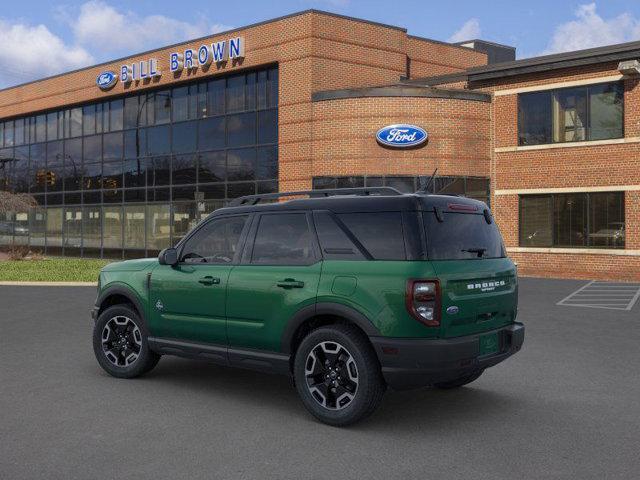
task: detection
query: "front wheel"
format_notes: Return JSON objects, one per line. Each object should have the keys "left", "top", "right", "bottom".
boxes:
{"left": 293, "top": 325, "right": 385, "bottom": 426}
{"left": 93, "top": 305, "right": 160, "bottom": 379}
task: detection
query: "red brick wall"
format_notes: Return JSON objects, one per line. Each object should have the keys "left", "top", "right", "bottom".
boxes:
{"left": 406, "top": 37, "right": 487, "bottom": 79}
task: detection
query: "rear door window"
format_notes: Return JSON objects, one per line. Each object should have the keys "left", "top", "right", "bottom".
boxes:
{"left": 251, "top": 213, "right": 315, "bottom": 265}
{"left": 337, "top": 212, "right": 406, "bottom": 260}
{"left": 423, "top": 211, "right": 505, "bottom": 260}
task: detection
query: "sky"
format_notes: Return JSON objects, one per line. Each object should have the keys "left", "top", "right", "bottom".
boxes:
{"left": 2, "top": 0, "right": 640, "bottom": 88}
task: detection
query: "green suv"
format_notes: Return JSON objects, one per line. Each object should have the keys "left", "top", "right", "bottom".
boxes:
{"left": 92, "top": 187, "right": 524, "bottom": 426}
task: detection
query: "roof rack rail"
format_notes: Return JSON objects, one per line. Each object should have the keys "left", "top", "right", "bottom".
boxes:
{"left": 228, "top": 187, "right": 403, "bottom": 207}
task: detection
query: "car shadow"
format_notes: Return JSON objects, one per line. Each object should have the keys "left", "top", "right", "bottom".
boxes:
{"left": 134, "top": 357, "right": 524, "bottom": 430}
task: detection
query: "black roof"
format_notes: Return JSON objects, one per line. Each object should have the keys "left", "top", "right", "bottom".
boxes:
{"left": 466, "top": 39, "right": 640, "bottom": 81}
{"left": 214, "top": 193, "right": 487, "bottom": 216}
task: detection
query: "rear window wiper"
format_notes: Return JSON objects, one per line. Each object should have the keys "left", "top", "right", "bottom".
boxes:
{"left": 462, "top": 247, "right": 487, "bottom": 258}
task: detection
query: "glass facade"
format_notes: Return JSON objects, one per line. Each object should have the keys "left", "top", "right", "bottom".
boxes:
{"left": 519, "top": 192, "right": 625, "bottom": 249}
{"left": 312, "top": 175, "right": 491, "bottom": 205}
{"left": 0, "top": 66, "right": 278, "bottom": 257}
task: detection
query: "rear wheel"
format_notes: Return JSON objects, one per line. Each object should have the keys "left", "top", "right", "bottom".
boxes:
{"left": 433, "top": 370, "right": 484, "bottom": 389}
{"left": 293, "top": 325, "right": 385, "bottom": 426}
{"left": 93, "top": 305, "right": 160, "bottom": 378}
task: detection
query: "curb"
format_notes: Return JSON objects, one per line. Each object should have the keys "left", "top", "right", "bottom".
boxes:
{"left": 0, "top": 281, "right": 98, "bottom": 286}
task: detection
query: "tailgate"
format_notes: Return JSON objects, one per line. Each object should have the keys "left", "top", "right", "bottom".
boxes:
{"left": 432, "top": 258, "right": 518, "bottom": 338}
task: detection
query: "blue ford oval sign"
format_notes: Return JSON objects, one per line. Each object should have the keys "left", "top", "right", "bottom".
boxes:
{"left": 96, "top": 71, "right": 118, "bottom": 90}
{"left": 376, "top": 124, "right": 428, "bottom": 148}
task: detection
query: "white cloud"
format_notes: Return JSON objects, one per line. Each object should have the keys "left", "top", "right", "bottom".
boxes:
{"left": 448, "top": 18, "right": 481, "bottom": 43}
{"left": 0, "top": 20, "right": 93, "bottom": 88}
{"left": 542, "top": 3, "right": 640, "bottom": 54}
{"left": 71, "top": 1, "right": 232, "bottom": 55}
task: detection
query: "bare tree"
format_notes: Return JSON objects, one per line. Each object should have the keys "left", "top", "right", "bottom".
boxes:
{"left": 0, "top": 191, "right": 37, "bottom": 215}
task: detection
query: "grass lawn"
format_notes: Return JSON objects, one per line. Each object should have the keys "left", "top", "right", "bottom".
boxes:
{"left": 0, "top": 258, "right": 112, "bottom": 282}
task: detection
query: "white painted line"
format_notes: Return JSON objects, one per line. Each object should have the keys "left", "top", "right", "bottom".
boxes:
{"left": 557, "top": 281, "right": 595, "bottom": 306}
{"left": 626, "top": 286, "right": 640, "bottom": 311}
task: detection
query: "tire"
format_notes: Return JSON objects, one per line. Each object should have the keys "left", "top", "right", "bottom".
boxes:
{"left": 293, "top": 325, "right": 385, "bottom": 427}
{"left": 433, "top": 370, "right": 484, "bottom": 389}
{"left": 93, "top": 304, "right": 160, "bottom": 379}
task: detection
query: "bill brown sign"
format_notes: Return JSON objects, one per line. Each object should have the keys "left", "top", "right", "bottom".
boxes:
{"left": 97, "top": 36, "right": 245, "bottom": 89}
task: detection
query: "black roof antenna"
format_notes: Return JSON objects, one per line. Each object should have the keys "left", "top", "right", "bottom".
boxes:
{"left": 417, "top": 168, "right": 438, "bottom": 194}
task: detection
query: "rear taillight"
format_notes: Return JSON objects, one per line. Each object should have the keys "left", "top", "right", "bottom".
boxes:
{"left": 406, "top": 279, "right": 441, "bottom": 327}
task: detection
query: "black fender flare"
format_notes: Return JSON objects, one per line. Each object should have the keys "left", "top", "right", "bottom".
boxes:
{"left": 95, "top": 284, "right": 147, "bottom": 321}
{"left": 280, "top": 302, "right": 381, "bottom": 354}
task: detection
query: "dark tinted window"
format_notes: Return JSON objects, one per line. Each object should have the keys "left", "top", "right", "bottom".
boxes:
{"left": 252, "top": 213, "right": 314, "bottom": 265}
{"left": 424, "top": 212, "right": 505, "bottom": 260}
{"left": 338, "top": 212, "right": 406, "bottom": 260}
{"left": 181, "top": 215, "right": 247, "bottom": 263}
{"left": 313, "top": 212, "right": 365, "bottom": 260}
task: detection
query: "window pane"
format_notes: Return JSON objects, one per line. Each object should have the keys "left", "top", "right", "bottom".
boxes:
{"left": 64, "top": 138, "right": 82, "bottom": 192}
{"left": 251, "top": 213, "right": 313, "bottom": 265}
{"left": 34, "top": 115, "right": 46, "bottom": 143}
{"left": 124, "top": 128, "right": 146, "bottom": 158}
{"left": 336, "top": 176, "right": 364, "bottom": 189}
{"left": 103, "top": 132, "right": 123, "bottom": 160}
{"left": 154, "top": 91, "right": 171, "bottom": 124}
{"left": 123, "top": 158, "right": 146, "bottom": 188}
{"left": 268, "top": 68, "right": 278, "bottom": 108}
{"left": 518, "top": 91, "right": 552, "bottom": 145}
{"left": 13, "top": 146, "right": 29, "bottom": 193}
{"left": 227, "top": 148, "right": 255, "bottom": 181}
{"left": 257, "top": 146, "right": 277, "bottom": 180}
{"left": 172, "top": 202, "right": 197, "bottom": 242}
{"left": 172, "top": 154, "right": 197, "bottom": 185}
{"left": 103, "top": 206, "right": 123, "bottom": 249}
{"left": 257, "top": 70, "right": 268, "bottom": 110}
{"left": 110, "top": 100, "right": 124, "bottom": 131}
{"left": 29, "top": 207, "right": 46, "bottom": 248}
{"left": 207, "top": 79, "right": 225, "bottom": 115}
{"left": 338, "top": 212, "right": 406, "bottom": 260}
{"left": 124, "top": 205, "right": 145, "bottom": 250}
{"left": 385, "top": 176, "right": 414, "bottom": 193}
{"left": 4, "top": 121, "right": 14, "bottom": 147}
{"left": 172, "top": 86, "right": 189, "bottom": 122}
{"left": 590, "top": 83, "right": 623, "bottom": 140}
{"left": 46, "top": 141, "right": 63, "bottom": 193}
{"left": 147, "top": 125, "right": 171, "bottom": 155}
{"left": 257, "top": 109, "right": 277, "bottom": 144}
{"left": 83, "top": 135, "right": 102, "bottom": 163}
{"left": 227, "top": 112, "right": 256, "bottom": 147}
{"left": 102, "top": 160, "right": 122, "bottom": 190}
{"left": 588, "top": 192, "right": 625, "bottom": 248}
{"left": 146, "top": 204, "right": 171, "bottom": 252}
{"left": 83, "top": 105, "right": 96, "bottom": 135}
{"left": 314, "top": 211, "right": 365, "bottom": 260}
{"left": 70, "top": 108, "right": 82, "bottom": 137}
{"left": 554, "top": 193, "right": 586, "bottom": 247}
{"left": 435, "top": 176, "right": 464, "bottom": 195}
{"left": 172, "top": 120, "right": 197, "bottom": 153}
{"left": 14, "top": 118, "right": 25, "bottom": 146}
{"left": 198, "top": 116, "right": 225, "bottom": 150}
{"left": 197, "top": 83, "right": 207, "bottom": 118}
{"left": 182, "top": 215, "right": 247, "bottom": 263}
{"left": 553, "top": 88, "right": 587, "bottom": 142}
{"left": 424, "top": 212, "right": 505, "bottom": 260}
{"left": 83, "top": 161, "right": 102, "bottom": 190}
{"left": 227, "top": 182, "right": 255, "bottom": 199}
{"left": 150, "top": 156, "right": 171, "bottom": 186}
{"left": 226, "top": 75, "right": 245, "bottom": 113}
{"left": 46, "top": 207, "right": 63, "bottom": 248}
{"left": 83, "top": 206, "right": 102, "bottom": 250}
{"left": 198, "top": 152, "right": 227, "bottom": 183}
{"left": 246, "top": 72, "right": 256, "bottom": 110}
{"left": 519, "top": 195, "right": 553, "bottom": 247}
{"left": 124, "top": 96, "right": 139, "bottom": 129}
{"left": 64, "top": 207, "right": 83, "bottom": 251}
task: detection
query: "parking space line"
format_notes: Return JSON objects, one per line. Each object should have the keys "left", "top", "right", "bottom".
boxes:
{"left": 557, "top": 280, "right": 640, "bottom": 311}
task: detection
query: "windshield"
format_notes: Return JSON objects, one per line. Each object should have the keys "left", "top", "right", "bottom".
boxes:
{"left": 423, "top": 211, "right": 506, "bottom": 260}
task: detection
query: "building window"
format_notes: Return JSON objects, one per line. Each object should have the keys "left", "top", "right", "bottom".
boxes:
{"left": 518, "top": 82, "right": 623, "bottom": 145}
{"left": 312, "top": 175, "right": 490, "bottom": 205}
{"left": 519, "top": 192, "right": 625, "bottom": 248}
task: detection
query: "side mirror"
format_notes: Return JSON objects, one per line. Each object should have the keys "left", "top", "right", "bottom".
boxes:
{"left": 158, "top": 248, "right": 178, "bottom": 266}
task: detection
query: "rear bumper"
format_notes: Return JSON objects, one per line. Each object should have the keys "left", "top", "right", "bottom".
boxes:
{"left": 370, "top": 323, "right": 524, "bottom": 390}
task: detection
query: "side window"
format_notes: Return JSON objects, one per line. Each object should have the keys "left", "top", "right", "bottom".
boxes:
{"left": 251, "top": 213, "right": 314, "bottom": 265}
{"left": 181, "top": 215, "right": 248, "bottom": 264}
{"left": 337, "top": 212, "right": 406, "bottom": 260}
{"left": 313, "top": 211, "right": 365, "bottom": 260}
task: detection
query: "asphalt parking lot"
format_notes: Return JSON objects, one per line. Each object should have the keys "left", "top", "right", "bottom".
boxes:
{"left": 1, "top": 277, "right": 639, "bottom": 480}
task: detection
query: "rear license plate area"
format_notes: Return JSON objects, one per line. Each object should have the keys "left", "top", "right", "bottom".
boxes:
{"left": 479, "top": 332, "right": 499, "bottom": 356}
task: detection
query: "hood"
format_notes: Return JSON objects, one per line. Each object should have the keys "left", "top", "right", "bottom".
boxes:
{"left": 101, "top": 257, "right": 158, "bottom": 272}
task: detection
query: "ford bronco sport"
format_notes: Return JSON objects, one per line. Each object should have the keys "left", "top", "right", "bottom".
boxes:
{"left": 92, "top": 187, "right": 524, "bottom": 426}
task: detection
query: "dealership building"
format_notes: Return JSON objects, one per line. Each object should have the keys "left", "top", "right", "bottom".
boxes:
{"left": 0, "top": 9, "right": 639, "bottom": 280}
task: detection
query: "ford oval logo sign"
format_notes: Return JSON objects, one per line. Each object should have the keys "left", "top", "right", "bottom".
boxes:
{"left": 96, "top": 71, "right": 118, "bottom": 90}
{"left": 376, "top": 124, "right": 428, "bottom": 148}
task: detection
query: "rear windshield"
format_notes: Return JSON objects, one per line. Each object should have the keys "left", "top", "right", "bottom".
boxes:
{"left": 423, "top": 211, "right": 506, "bottom": 260}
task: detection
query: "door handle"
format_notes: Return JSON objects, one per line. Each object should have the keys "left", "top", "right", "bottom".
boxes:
{"left": 199, "top": 276, "right": 220, "bottom": 286}
{"left": 276, "top": 278, "right": 305, "bottom": 289}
